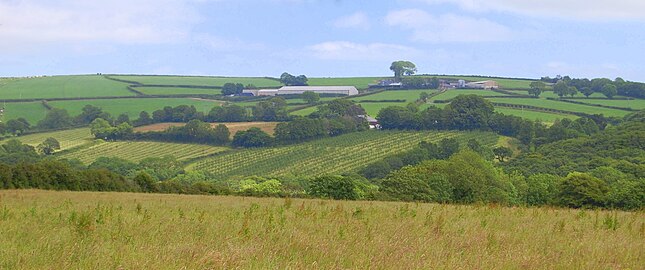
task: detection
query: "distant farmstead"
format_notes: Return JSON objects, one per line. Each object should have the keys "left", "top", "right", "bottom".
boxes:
{"left": 465, "top": 80, "right": 499, "bottom": 89}
{"left": 243, "top": 86, "right": 359, "bottom": 96}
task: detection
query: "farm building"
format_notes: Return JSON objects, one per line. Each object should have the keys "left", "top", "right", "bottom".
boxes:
{"left": 465, "top": 80, "right": 499, "bottom": 89}
{"left": 243, "top": 86, "right": 359, "bottom": 96}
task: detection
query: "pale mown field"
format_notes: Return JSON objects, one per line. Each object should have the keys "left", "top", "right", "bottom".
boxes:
{"left": 0, "top": 190, "right": 642, "bottom": 269}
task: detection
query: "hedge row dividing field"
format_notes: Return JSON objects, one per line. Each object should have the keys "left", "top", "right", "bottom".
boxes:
{"left": 187, "top": 130, "right": 498, "bottom": 178}
{"left": 59, "top": 141, "right": 229, "bottom": 164}
{"left": 2, "top": 128, "right": 93, "bottom": 151}
{"left": 131, "top": 86, "right": 222, "bottom": 96}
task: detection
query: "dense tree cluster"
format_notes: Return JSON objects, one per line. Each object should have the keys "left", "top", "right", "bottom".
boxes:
{"left": 541, "top": 76, "right": 645, "bottom": 99}
{"left": 221, "top": 83, "right": 245, "bottom": 95}
{"left": 137, "top": 120, "right": 230, "bottom": 145}
{"left": 390, "top": 61, "right": 417, "bottom": 80}
{"left": 280, "top": 72, "right": 308, "bottom": 86}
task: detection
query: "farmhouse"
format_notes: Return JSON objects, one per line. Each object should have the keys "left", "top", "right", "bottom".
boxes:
{"left": 243, "top": 86, "right": 359, "bottom": 96}
{"left": 465, "top": 80, "right": 499, "bottom": 89}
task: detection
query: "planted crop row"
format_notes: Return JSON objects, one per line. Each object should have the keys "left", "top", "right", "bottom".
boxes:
{"left": 59, "top": 141, "right": 229, "bottom": 164}
{"left": 186, "top": 130, "right": 498, "bottom": 178}
{"left": 4, "top": 128, "right": 93, "bottom": 151}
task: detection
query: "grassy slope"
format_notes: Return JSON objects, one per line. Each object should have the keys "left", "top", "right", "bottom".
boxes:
{"left": 1, "top": 102, "right": 49, "bottom": 124}
{"left": 350, "top": 89, "right": 436, "bottom": 102}
{"left": 48, "top": 98, "right": 223, "bottom": 119}
{"left": 426, "top": 75, "right": 536, "bottom": 89}
{"left": 494, "top": 108, "right": 578, "bottom": 122}
{"left": 109, "top": 75, "right": 281, "bottom": 88}
{"left": 2, "top": 128, "right": 93, "bottom": 151}
{"left": 187, "top": 130, "right": 498, "bottom": 178}
{"left": 571, "top": 99, "right": 645, "bottom": 110}
{"left": 487, "top": 98, "right": 630, "bottom": 117}
{"left": 132, "top": 86, "right": 222, "bottom": 96}
{"left": 59, "top": 141, "right": 229, "bottom": 164}
{"left": 1, "top": 190, "right": 642, "bottom": 269}
{"left": 308, "top": 77, "right": 383, "bottom": 89}
{"left": 0, "top": 75, "right": 133, "bottom": 99}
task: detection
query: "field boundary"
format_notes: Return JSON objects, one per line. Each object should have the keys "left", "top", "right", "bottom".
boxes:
{"left": 545, "top": 97, "right": 636, "bottom": 111}
{"left": 491, "top": 102, "right": 592, "bottom": 117}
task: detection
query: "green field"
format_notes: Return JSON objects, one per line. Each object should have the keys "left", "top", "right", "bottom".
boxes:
{"left": 430, "top": 89, "right": 508, "bottom": 101}
{"left": 308, "top": 77, "right": 383, "bottom": 89}
{"left": 109, "top": 75, "right": 281, "bottom": 88}
{"left": 426, "top": 76, "right": 537, "bottom": 89}
{"left": 351, "top": 89, "right": 436, "bottom": 102}
{"left": 59, "top": 141, "right": 229, "bottom": 164}
{"left": 358, "top": 102, "right": 408, "bottom": 116}
{"left": 187, "top": 130, "right": 498, "bottom": 178}
{"left": 487, "top": 98, "right": 631, "bottom": 117}
{"left": 3, "top": 128, "right": 92, "bottom": 151}
{"left": 1, "top": 102, "right": 49, "bottom": 124}
{"left": 572, "top": 99, "right": 645, "bottom": 110}
{"left": 0, "top": 75, "right": 133, "bottom": 100}
{"left": 495, "top": 108, "right": 578, "bottom": 123}
{"left": 48, "top": 98, "right": 223, "bottom": 119}
{"left": 2, "top": 189, "right": 641, "bottom": 269}
{"left": 507, "top": 90, "right": 607, "bottom": 99}
{"left": 132, "top": 86, "right": 221, "bottom": 96}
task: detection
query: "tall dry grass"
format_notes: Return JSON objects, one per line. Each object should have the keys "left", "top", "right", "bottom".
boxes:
{"left": 0, "top": 190, "right": 642, "bottom": 269}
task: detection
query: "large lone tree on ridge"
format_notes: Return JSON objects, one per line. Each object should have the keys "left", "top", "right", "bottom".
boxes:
{"left": 390, "top": 61, "right": 417, "bottom": 81}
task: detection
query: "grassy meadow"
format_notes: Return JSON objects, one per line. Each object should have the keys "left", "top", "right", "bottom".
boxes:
{"left": 494, "top": 108, "right": 578, "bottom": 123}
{"left": 48, "top": 98, "right": 223, "bottom": 119}
{"left": 132, "top": 86, "right": 222, "bottom": 96}
{"left": 0, "top": 75, "right": 133, "bottom": 100}
{"left": 108, "top": 75, "right": 281, "bottom": 88}
{"left": 58, "top": 141, "right": 228, "bottom": 164}
{"left": 1, "top": 102, "right": 49, "bottom": 124}
{"left": 487, "top": 98, "right": 631, "bottom": 117}
{"left": 187, "top": 130, "right": 498, "bottom": 178}
{"left": 308, "top": 77, "right": 384, "bottom": 89}
{"left": 0, "top": 189, "right": 642, "bottom": 269}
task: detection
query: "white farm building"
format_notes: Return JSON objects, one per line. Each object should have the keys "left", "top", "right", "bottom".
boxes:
{"left": 243, "top": 86, "right": 359, "bottom": 96}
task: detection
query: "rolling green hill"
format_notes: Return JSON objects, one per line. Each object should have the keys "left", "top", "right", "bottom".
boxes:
{"left": 48, "top": 98, "right": 223, "bottom": 119}
{"left": 108, "top": 75, "right": 281, "bottom": 88}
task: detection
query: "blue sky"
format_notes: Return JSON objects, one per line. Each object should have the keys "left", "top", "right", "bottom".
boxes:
{"left": 1, "top": 0, "right": 644, "bottom": 81}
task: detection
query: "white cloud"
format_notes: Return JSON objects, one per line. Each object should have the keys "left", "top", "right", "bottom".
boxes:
{"left": 0, "top": 0, "right": 202, "bottom": 51}
{"left": 332, "top": 12, "right": 370, "bottom": 30}
{"left": 386, "top": 9, "right": 513, "bottom": 42}
{"left": 419, "top": 0, "right": 645, "bottom": 21}
{"left": 307, "top": 41, "right": 420, "bottom": 60}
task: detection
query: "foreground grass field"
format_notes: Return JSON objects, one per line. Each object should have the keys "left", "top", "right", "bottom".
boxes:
{"left": 0, "top": 190, "right": 641, "bottom": 269}
{"left": 0, "top": 75, "right": 133, "bottom": 100}
{"left": 187, "top": 130, "right": 498, "bottom": 178}
{"left": 58, "top": 141, "right": 228, "bottom": 164}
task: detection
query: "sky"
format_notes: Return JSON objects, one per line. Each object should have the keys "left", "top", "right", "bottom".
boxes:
{"left": 1, "top": 0, "right": 644, "bottom": 81}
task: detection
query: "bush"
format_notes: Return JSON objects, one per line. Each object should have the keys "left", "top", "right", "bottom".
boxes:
{"left": 557, "top": 172, "right": 609, "bottom": 208}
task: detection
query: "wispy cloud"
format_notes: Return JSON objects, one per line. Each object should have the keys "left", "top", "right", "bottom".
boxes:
{"left": 332, "top": 12, "right": 370, "bottom": 30}
{"left": 0, "top": 0, "right": 202, "bottom": 51}
{"left": 419, "top": 0, "right": 645, "bottom": 21}
{"left": 386, "top": 9, "right": 513, "bottom": 43}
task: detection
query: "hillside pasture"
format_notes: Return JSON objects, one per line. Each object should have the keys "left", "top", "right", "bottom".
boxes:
{"left": 430, "top": 89, "right": 509, "bottom": 102}
{"left": 2, "top": 128, "right": 92, "bottom": 151}
{"left": 1, "top": 190, "right": 641, "bottom": 269}
{"left": 187, "top": 130, "right": 498, "bottom": 178}
{"left": 487, "top": 98, "right": 631, "bottom": 117}
{"left": 351, "top": 89, "right": 437, "bottom": 102}
{"left": 308, "top": 77, "right": 384, "bottom": 89}
{"left": 108, "top": 75, "right": 281, "bottom": 88}
{"left": 0, "top": 102, "right": 49, "bottom": 124}
{"left": 0, "top": 75, "right": 133, "bottom": 100}
{"left": 494, "top": 108, "right": 578, "bottom": 123}
{"left": 59, "top": 141, "right": 229, "bottom": 164}
{"left": 132, "top": 86, "right": 222, "bottom": 96}
{"left": 48, "top": 98, "right": 223, "bottom": 119}
{"left": 425, "top": 75, "right": 537, "bottom": 89}
{"left": 572, "top": 98, "right": 645, "bottom": 110}
{"left": 134, "top": 122, "right": 279, "bottom": 136}
{"left": 507, "top": 90, "right": 607, "bottom": 99}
